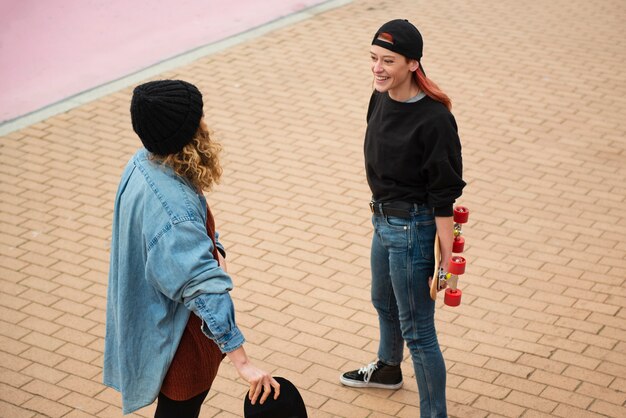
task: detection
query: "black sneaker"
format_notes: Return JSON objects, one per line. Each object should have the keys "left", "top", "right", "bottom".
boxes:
{"left": 339, "top": 360, "right": 403, "bottom": 389}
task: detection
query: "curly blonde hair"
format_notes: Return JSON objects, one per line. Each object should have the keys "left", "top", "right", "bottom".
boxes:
{"left": 152, "top": 119, "right": 223, "bottom": 192}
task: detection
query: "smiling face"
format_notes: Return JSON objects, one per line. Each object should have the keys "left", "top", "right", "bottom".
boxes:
{"left": 370, "top": 44, "right": 419, "bottom": 101}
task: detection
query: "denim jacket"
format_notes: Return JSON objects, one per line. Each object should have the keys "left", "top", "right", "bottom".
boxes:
{"left": 104, "top": 148, "right": 245, "bottom": 414}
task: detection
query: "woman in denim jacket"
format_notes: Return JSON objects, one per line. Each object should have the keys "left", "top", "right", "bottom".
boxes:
{"left": 339, "top": 20, "right": 465, "bottom": 417}
{"left": 104, "top": 80, "right": 279, "bottom": 416}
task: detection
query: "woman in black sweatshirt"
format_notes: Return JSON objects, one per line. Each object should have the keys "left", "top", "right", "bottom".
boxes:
{"left": 339, "top": 19, "right": 465, "bottom": 418}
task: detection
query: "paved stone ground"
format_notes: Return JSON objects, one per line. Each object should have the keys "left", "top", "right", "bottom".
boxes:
{"left": 1, "top": 0, "right": 625, "bottom": 417}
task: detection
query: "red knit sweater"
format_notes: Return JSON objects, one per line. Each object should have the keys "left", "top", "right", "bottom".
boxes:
{"left": 160, "top": 205, "right": 226, "bottom": 400}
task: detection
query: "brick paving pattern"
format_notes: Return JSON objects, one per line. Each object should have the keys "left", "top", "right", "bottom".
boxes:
{"left": 1, "top": 0, "right": 625, "bottom": 417}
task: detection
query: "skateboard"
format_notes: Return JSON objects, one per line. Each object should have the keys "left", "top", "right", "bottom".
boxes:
{"left": 430, "top": 206, "right": 469, "bottom": 306}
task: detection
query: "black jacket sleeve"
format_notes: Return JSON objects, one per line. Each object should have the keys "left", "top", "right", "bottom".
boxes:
{"left": 421, "top": 113, "right": 466, "bottom": 216}
{"left": 366, "top": 91, "right": 378, "bottom": 123}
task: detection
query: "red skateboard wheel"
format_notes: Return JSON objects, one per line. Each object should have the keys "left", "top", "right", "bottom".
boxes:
{"left": 454, "top": 206, "right": 469, "bottom": 224}
{"left": 452, "top": 236, "right": 465, "bottom": 253}
{"left": 448, "top": 256, "right": 466, "bottom": 275}
{"left": 444, "top": 288, "right": 462, "bottom": 306}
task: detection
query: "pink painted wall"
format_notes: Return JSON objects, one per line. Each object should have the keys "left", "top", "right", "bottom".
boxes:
{"left": 0, "top": 0, "right": 325, "bottom": 123}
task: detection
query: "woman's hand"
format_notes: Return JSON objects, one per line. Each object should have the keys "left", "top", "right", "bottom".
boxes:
{"left": 438, "top": 249, "right": 452, "bottom": 275}
{"left": 429, "top": 248, "right": 450, "bottom": 291}
{"left": 218, "top": 252, "right": 228, "bottom": 272}
{"left": 236, "top": 361, "right": 280, "bottom": 405}
{"left": 227, "top": 347, "right": 280, "bottom": 405}
{"left": 429, "top": 216, "right": 455, "bottom": 291}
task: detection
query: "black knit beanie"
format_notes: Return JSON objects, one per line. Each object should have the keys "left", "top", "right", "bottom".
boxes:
{"left": 130, "top": 80, "right": 203, "bottom": 156}
{"left": 244, "top": 377, "right": 307, "bottom": 418}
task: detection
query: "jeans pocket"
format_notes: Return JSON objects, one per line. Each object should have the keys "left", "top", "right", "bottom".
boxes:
{"left": 385, "top": 215, "right": 409, "bottom": 228}
{"left": 416, "top": 219, "right": 436, "bottom": 261}
{"left": 375, "top": 216, "right": 411, "bottom": 252}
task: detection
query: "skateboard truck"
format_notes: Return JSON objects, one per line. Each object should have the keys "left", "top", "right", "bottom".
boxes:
{"left": 430, "top": 206, "right": 469, "bottom": 307}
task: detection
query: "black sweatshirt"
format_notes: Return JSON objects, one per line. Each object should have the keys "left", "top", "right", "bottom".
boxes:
{"left": 364, "top": 91, "right": 465, "bottom": 217}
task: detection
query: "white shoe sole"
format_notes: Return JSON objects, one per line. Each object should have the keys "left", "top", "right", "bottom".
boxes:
{"left": 339, "top": 375, "right": 403, "bottom": 390}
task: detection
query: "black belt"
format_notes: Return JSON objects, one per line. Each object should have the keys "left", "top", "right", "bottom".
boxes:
{"left": 369, "top": 201, "right": 420, "bottom": 218}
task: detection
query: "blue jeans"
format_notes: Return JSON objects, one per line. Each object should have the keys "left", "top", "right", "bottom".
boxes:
{"left": 370, "top": 204, "right": 447, "bottom": 417}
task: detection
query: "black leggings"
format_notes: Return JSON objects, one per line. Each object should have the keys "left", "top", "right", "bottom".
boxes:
{"left": 154, "top": 390, "right": 209, "bottom": 418}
